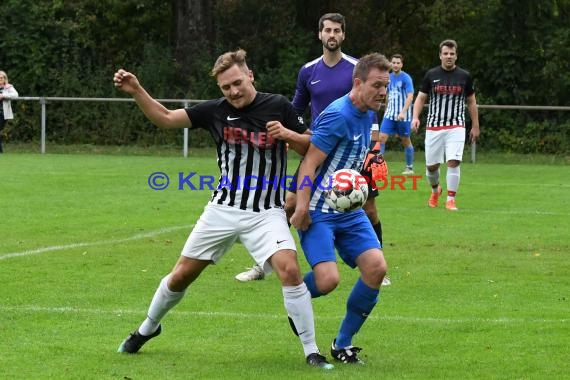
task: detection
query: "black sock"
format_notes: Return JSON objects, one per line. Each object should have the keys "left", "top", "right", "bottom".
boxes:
{"left": 372, "top": 221, "right": 383, "bottom": 246}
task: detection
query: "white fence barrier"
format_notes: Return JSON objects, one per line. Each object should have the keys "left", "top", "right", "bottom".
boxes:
{"left": 14, "top": 97, "right": 570, "bottom": 161}
{"left": 15, "top": 97, "right": 206, "bottom": 157}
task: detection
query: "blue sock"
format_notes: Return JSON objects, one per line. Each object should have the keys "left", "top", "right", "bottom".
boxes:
{"left": 405, "top": 145, "right": 414, "bottom": 168}
{"left": 335, "top": 278, "right": 379, "bottom": 348}
{"left": 303, "top": 271, "right": 323, "bottom": 298}
{"left": 380, "top": 143, "right": 386, "bottom": 154}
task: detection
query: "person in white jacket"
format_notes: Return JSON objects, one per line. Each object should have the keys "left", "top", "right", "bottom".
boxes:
{"left": 0, "top": 70, "right": 19, "bottom": 153}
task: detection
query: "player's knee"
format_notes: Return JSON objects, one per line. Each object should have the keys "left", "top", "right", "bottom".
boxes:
{"left": 360, "top": 253, "right": 387, "bottom": 287}
{"left": 169, "top": 270, "right": 194, "bottom": 292}
{"left": 169, "top": 257, "right": 209, "bottom": 291}
{"left": 273, "top": 257, "right": 302, "bottom": 285}
{"left": 447, "top": 160, "right": 460, "bottom": 168}
{"left": 315, "top": 272, "right": 340, "bottom": 295}
{"left": 427, "top": 164, "right": 439, "bottom": 172}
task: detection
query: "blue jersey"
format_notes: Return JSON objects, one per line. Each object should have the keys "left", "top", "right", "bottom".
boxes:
{"left": 307, "top": 94, "right": 376, "bottom": 212}
{"left": 292, "top": 53, "right": 358, "bottom": 125}
{"left": 384, "top": 71, "right": 414, "bottom": 121}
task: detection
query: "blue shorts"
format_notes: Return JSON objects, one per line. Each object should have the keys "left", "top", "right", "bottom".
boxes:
{"left": 380, "top": 117, "right": 411, "bottom": 137}
{"left": 297, "top": 209, "right": 381, "bottom": 269}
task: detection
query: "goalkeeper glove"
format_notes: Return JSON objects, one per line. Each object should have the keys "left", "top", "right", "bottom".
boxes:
{"left": 363, "top": 148, "right": 388, "bottom": 181}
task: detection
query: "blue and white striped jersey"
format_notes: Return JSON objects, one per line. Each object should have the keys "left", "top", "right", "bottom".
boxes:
{"left": 307, "top": 94, "right": 376, "bottom": 213}
{"left": 384, "top": 71, "right": 414, "bottom": 121}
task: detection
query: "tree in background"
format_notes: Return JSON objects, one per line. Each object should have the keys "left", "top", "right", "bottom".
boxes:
{"left": 0, "top": 0, "right": 567, "bottom": 152}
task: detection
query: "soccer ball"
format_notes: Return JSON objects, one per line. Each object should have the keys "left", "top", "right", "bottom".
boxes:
{"left": 324, "top": 168, "right": 369, "bottom": 212}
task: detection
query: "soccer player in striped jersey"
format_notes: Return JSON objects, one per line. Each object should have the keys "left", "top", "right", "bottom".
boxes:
{"left": 412, "top": 39, "right": 480, "bottom": 211}
{"left": 113, "top": 49, "right": 333, "bottom": 369}
{"left": 378, "top": 54, "right": 415, "bottom": 174}
{"left": 235, "top": 12, "right": 389, "bottom": 286}
{"left": 291, "top": 53, "right": 391, "bottom": 364}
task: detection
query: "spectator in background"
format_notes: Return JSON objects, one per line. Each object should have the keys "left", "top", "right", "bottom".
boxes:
{"left": 0, "top": 70, "right": 19, "bottom": 153}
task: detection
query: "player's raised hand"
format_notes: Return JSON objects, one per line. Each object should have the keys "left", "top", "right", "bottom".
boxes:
{"left": 113, "top": 69, "right": 140, "bottom": 94}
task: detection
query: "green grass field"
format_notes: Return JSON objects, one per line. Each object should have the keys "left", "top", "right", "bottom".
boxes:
{"left": 1, "top": 150, "right": 568, "bottom": 380}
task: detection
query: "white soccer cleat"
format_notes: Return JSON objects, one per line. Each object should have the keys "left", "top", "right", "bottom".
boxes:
{"left": 235, "top": 264, "right": 265, "bottom": 282}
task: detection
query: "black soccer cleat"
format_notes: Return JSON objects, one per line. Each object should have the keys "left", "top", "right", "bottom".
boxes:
{"left": 117, "top": 325, "right": 162, "bottom": 353}
{"left": 306, "top": 352, "right": 334, "bottom": 369}
{"left": 330, "top": 339, "right": 364, "bottom": 364}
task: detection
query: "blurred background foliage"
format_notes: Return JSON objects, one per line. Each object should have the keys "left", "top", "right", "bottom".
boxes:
{"left": 0, "top": 0, "right": 568, "bottom": 153}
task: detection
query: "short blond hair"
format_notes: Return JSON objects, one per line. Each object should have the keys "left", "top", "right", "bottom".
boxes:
{"left": 211, "top": 49, "right": 249, "bottom": 78}
{"left": 0, "top": 70, "right": 8, "bottom": 82}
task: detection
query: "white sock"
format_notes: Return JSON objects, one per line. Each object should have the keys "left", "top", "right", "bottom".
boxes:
{"left": 426, "top": 169, "right": 440, "bottom": 191}
{"left": 283, "top": 283, "right": 318, "bottom": 357}
{"left": 446, "top": 166, "right": 460, "bottom": 201}
{"left": 138, "top": 274, "right": 185, "bottom": 336}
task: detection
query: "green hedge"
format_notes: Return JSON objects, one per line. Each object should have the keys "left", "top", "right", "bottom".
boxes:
{"left": 382, "top": 108, "right": 569, "bottom": 155}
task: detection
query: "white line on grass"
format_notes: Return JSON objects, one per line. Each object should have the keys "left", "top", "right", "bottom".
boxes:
{"left": 1, "top": 305, "right": 566, "bottom": 325}
{"left": 380, "top": 207, "right": 567, "bottom": 216}
{"left": 0, "top": 225, "right": 193, "bottom": 261}
{"left": 469, "top": 182, "right": 570, "bottom": 188}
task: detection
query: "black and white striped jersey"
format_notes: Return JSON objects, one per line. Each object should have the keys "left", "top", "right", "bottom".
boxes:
{"left": 186, "top": 92, "right": 306, "bottom": 212}
{"left": 419, "top": 66, "right": 475, "bottom": 131}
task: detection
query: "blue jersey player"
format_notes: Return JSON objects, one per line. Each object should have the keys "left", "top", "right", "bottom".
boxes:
{"left": 378, "top": 54, "right": 415, "bottom": 174}
{"left": 235, "top": 13, "right": 388, "bottom": 285}
{"left": 291, "top": 53, "right": 391, "bottom": 365}
{"left": 289, "top": 14, "right": 383, "bottom": 251}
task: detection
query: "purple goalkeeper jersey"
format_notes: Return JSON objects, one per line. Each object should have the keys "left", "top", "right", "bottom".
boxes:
{"left": 292, "top": 53, "right": 358, "bottom": 128}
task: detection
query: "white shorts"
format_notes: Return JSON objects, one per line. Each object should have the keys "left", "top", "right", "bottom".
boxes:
{"left": 425, "top": 128, "right": 465, "bottom": 165}
{"left": 180, "top": 204, "right": 297, "bottom": 274}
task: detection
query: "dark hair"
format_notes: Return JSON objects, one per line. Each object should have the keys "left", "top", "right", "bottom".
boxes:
{"left": 211, "top": 48, "right": 249, "bottom": 77}
{"left": 353, "top": 53, "right": 391, "bottom": 81}
{"left": 318, "top": 13, "right": 346, "bottom": 32}
{"left": 391, "top": 53, "right": 404, "bottom": 62}
{"left": 439, "top": 39, "right": 458, "bottom": 53}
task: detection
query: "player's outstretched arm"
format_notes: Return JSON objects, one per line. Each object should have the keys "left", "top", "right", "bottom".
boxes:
{"left": 113, "top": 69, "right": 191, "bottom": 129}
